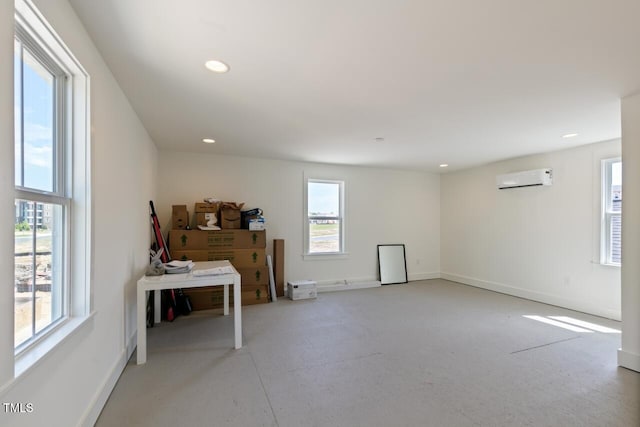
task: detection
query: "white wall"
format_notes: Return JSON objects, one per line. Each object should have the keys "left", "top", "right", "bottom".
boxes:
{"left": 0, "top": 0, "right": 16, "bottom": 387}
{"left": 441, "top": 140, "right": 622, "bottom": 320}
{"left": 0, "top": 1, "right": 158, "bottom": 426}
{"left": 620, "top": 93, "right": 640, "bottom": 371}
{"left": 157, "top": 152, "right": 440, "bottom": 285}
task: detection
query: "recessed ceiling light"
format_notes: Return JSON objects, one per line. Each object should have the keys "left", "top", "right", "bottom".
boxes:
{"left": 202, "top": 138, "right": 216, "bottom": 144}
{"left": 439, "top": 164, "right": 448, "bottom": 168}
{"left": 204, "top": 60, "right": 230, "bottom": 73}
{"left": 562, "top": 133, "right": 578, "bottom": 139}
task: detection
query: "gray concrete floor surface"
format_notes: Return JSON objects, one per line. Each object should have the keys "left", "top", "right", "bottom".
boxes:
{"left": 97, "top": 279, "right": 640, "bottom": 427}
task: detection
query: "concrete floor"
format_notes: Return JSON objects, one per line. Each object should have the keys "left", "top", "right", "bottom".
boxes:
{"left": 97, "top": 279, "right": 639, "bottom": 427}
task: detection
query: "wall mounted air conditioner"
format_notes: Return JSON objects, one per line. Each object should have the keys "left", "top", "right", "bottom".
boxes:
{"left": 496, "top": 168, "right": 553, "bottom": 189}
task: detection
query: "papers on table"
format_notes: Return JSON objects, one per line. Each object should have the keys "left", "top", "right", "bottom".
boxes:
{"left": 161, "top": 260, "right": 235, "bottom": 276}
{"left": 192, "top": 265, "right": 236, "bottom": 277}
{"left": 164, "top": 260, "right": 194, "bottom": 274}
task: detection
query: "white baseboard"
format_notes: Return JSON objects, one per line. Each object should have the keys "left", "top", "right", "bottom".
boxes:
{"left": 126, "top": 330, "right": 137, "bottom": 361}
{"left": 408, "top": 272, "right": 440, "bottom": 281}
{"left": 440, "top": 272, "right": 621, "bottom": 321}
{"left": 618, "top": 349, "right": 640, "bottom": 372}
{"left": 79, "top": 348, "right": 128, "bottom": 427}
{"left": 316, "top": 278, "right": 381, "bottom": 293}
{"left": 314, "top": 272, "right": 439, "bottom": 292}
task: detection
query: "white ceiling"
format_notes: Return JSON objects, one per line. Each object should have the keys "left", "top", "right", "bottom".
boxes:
{"left": 68, "top": 0, "right": 640, "bottom": 172}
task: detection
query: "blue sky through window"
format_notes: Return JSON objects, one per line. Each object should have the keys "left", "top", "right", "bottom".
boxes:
{"left": 15, "top": 42, "right": 54, "bottom": 192}
{"left": 308, "top": 182, "right": 339, "bottom": 216}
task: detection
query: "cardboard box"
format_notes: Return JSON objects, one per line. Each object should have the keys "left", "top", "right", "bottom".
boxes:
{"left": 169, "top": 230, "right": 266, "bottom": 250}
{"left": 194, "top": 202, "right": 220, "bottom": 213}
{"left": 220, "top": 202, "right": 244, "bottom": 229}
{"left": 184, "top": 287, "right": 226, "bottom": 310}
{"left": 195, "top": 212, "right": 218, "bottom": 228}
{"left": 183, "top": 284, "right": 269, "bottom": 310}
{"left": 273, "top": 239, "right": 285, "bottom": 297}
{"left": 171, "top": 248, "right": 266, "bottom": 267}
{"left": 248, "top": 218, "right": 266, "bottom": 231}
{"left": 241, "top": 284, "right": 270, "bottom": 305}
{"left": 172, "top": 205, "right": 189, "bottom": 230}
{"left": 288, "top": 280, "right": 317, "bottom": 300}
{"left": 236, "top": 267, "right": 269, "bottom": 285}
{"left": 194, "top": 202, "right": 219, "bottom": 228}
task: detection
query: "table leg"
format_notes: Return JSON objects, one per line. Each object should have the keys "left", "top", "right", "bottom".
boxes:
{"left": 233, "top": 274, "right": 242, "bottom": 349}
{"left": 137, "top": 287, "right": 147, "bottom": 364}
{"left": 224, "top": 284, "right": 229, "bottom": 316}
{"left": 154, "top": 289, "right": 161, "bottom": 324}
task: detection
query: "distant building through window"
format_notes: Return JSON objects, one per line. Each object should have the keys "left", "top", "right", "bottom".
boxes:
{"left": 15, "top": 200, "right": 52, "bottom": 229}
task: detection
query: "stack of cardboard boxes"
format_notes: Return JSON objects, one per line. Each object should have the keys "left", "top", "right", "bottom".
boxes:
{"left": 168, "top": 202, "right": 270, "bottom": 309}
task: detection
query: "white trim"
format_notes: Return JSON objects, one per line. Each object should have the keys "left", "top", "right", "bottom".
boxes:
{"left": 313, "top": 272, "right": 440, "bottom": 292}
{"left": 79, "top": 347, "right": 128, "bottom": 427}
{"left": 303, "top": 173, "right": 346, "bottom": 256}
{"left": 601, "top": 261, "right": 622, "bottom": 268}
{"left": 302, "top": 252, "right": 349, "bottom": 261}
{"left": 595, "top": 262, "right": 621, "bottom": 269}
{"left": 600, "top": 157, "right": 622, "bottom": 266}
{"left": 126, "top": 329, "right": 137, "bottom": 361}
{"left": 316, "top": 278, "right": 381, "bottom": 292}
{"left": 0, "top": 316, "right": 92, "bottom": 396}
{"left": 12, "top": 311, "right": 95, "bottom": 381}
{"left": 16, "top": 0, "right": 87, "bottom": 76}
{"left": 408, "top": 272, "right": 441, "bottom": 281}
{"left": 440, "top": 272, "right": 621, "bottom": 321}
{"left": 617, "top": 349, "right": 640, "bottom": 373}
{"left": 14, "top": 189, "right": 69, "bottom": 206}
{"left": 12, "top": 0, "right": 92, "bottom": 373}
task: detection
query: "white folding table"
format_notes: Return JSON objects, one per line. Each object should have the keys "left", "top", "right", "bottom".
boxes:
{"left": 136, "top": 260, "right": 242, "bottom": 364}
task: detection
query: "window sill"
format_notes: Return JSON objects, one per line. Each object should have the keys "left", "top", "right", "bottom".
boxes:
{"left": 14, "top": 311, "right": 96, "bottom": 379}
{"left": 601, "top": 263, "right": 621, "bottom": 268}
{"left": 303, "top": 252, "right": 349, "bottom": 261}
{"left": 593, "top": 261, "right": 621, "bottom": 268}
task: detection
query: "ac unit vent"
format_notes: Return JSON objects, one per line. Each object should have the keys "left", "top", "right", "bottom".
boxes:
{"left": 496, "top": 168, "right": 553, "bottom": 190}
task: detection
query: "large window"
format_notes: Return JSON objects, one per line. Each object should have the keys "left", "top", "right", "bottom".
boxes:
{"left": 602, "top": 158, "right": 622, "bottom": 265}
{"left": 14, "top": 29, "right": 68, "bottom": 350}
{"left": 13, "top": 0, "right": 90, "bottom": 365}
{"left": 305, "top": 178, "right": 345, "bottom": 255}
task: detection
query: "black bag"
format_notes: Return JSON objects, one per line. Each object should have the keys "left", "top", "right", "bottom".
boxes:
{"left": 175, "top": 289, "right": 192, "bottom": 316}
{"left": 146, "top": 290, "right": 154, "bottom": 328}
{"left": 161, "top": 289, "right": 177, "bottom": 322}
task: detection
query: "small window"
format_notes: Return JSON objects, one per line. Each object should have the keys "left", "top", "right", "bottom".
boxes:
{"left": 305, "top": 178, "right": 345, "bottom": 255}
{"left": 601, "top": 158, "right": 622, "bottom": 265}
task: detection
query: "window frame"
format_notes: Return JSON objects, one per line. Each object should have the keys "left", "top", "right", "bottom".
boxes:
{"left": 13, "top": 0, "right": 91, "bottom": 374}
{"left": 303, "top": 176, "right": 346, "bottom": 259}
{"left": 601, "top": 157, "right": 621, "bottom": 266}
{"left": 14, "top": 26, "right": 70, "bottom": 352}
